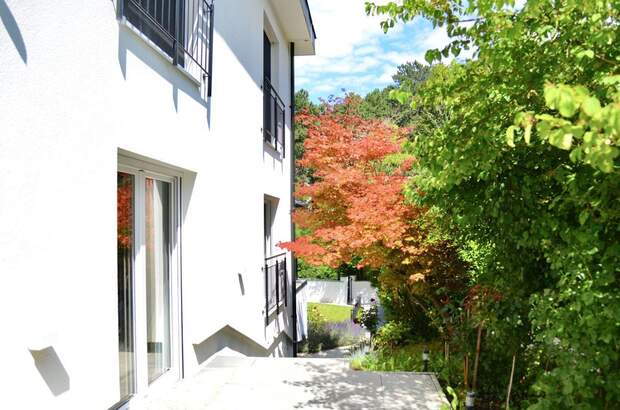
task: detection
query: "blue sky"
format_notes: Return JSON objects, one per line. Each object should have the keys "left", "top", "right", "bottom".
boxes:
{"left": 296, "top": 0, "right": 459, "bottom": 102}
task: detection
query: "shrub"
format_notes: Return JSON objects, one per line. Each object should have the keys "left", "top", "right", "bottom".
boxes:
{"left": 359, "top": 302, "right": 379, "bottom": 335}
{"left": 301, "top": 305, "right": 367, "bottom": 353}
{"left": 374, "top": 321, "right": 410, "bottom": 350}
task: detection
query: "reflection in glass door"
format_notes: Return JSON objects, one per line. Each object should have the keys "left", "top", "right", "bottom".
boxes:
{"left": 117, "top": 172, "right": 136, "bottom": 401}
{"left": 145, "top": 178, "right": 172, "bottom": 383}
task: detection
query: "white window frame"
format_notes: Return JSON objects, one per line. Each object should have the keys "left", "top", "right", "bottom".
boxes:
{"left": 116, "top": 156, "right": 183, "bottom": 408}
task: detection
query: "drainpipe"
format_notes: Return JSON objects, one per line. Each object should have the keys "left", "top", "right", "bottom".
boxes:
{"left": 289, "top": 41, "right": 298, "bottom": 357}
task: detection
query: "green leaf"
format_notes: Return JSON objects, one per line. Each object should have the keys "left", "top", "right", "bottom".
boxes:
{"left": 425, "top": 49, "right": 440, "bottom": 64}
{"left": 544, "top": 85, "right": 559, "bottom": 108}
{"left": 506, "top": 126, "right": 516, "bottom": 147}
{"left": 558, "top": 89, "right": 578, "bottom": 118}
{"left": 524, "top": 123, "right": 533, "bottom": 145}
{"left": 579, "top": 210, "right": 589, "bottom": 225}
{"left": 389, "top": 89, "right": 412, "bottom": 105}
{"left": 549, "top": 130, "right": 573, "bottom": 150}
{"left": 581, "top": 96, "right": 601, "bottom": 117}
{"left": 576, "top": 49, "right": 595, "bottom": 59}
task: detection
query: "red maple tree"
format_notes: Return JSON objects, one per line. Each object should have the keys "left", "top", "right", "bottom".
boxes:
{"left": 280, "top": 99, "right": 469, "bottom": 325}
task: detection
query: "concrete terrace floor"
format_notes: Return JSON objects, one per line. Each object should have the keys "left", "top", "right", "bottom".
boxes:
{"left": 143, "top": 356, "right": 448, "bottom": 410}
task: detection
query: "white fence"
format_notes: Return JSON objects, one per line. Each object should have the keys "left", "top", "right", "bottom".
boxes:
{"left": 298, "top": 277, "right": 377, "bottom": 306}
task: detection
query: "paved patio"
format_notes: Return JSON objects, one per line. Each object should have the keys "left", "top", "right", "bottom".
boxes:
{"left": 143, "top": 356, "right": 448, "bottom": 410}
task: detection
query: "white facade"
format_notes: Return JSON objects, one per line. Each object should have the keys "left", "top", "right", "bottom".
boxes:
{"left": 0, "top": 0, "right": 315, "bottom": 408}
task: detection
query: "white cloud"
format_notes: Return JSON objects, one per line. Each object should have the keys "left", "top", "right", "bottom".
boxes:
{"left": 298, "top": 0, "right": 470, "bottom": 99}
{"left": 297, "top": 0, "right": 391, "bottom": 95}
{"left": 422, "top": 27, "right": 451, "bottom": 50}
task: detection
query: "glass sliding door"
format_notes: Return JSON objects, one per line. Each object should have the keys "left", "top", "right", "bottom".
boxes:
{"left": 117, "top": 172, "right": 136, "bottom": 401}
{"left": 115, "top": 164, "right": 179, "bottom": 408}
{"left": 145, "top": 178, "right": 172, "bottom": 383}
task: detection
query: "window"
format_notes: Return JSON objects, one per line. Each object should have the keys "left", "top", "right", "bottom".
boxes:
{"left": 121, "top": 0, "right": 214, "bottom": 89}
{"left": 263, "top": 31, "right": 285, "bottom": 155}
{"left": 264, "top": 197, "right": 276, "bottom": 257}
{"left": 115, "top": 163, "right": 180, "bottom": 407}
{"left": 264, "top": 196, "right": 287, "bottom": 320}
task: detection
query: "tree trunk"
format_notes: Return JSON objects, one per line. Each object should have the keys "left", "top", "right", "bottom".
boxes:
{"left": 464, "top": 353, "right": 469, "bottom": 391}
{"left": 472, "top": 324, "right": 484, "bottom": 392}
{"left": 506, "top": 353, "right": 516, "bottom": 410}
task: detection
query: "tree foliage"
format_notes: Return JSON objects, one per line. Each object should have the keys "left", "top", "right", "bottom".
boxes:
{"left": 282, "top": 98, "right": 471, "bottom": 343}
{"left": 366, "top": 0, "right": 620, "bottom": 408}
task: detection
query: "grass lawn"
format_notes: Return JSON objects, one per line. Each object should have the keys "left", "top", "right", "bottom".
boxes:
{"left": 308, "top": 302, "right": 352, "bottom": 322}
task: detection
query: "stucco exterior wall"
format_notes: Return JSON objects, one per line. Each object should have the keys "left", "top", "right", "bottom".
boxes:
{"left": 0, "top": 0, "right": 300, "bottom": 408}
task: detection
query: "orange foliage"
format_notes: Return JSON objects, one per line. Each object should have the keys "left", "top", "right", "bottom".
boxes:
{"left": 280, "top": 102, "right": 424, "bottom": 271}
{"left": 280, "top": 101, "right": 471, "bottom": 328}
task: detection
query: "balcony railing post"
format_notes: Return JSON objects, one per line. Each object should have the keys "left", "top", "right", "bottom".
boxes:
{"left": 264, "top": 263, "right": 269, "bottom": 325}
{"left": 271, "top": 91, "right": 276, "bottom": 145}
{"left": 282, "top": 106, "right": 286, "bottom": 158}
{"left": 275, "top": 260, "right": 280, "bottom": 315}
{"left": 283, "top": 257, "right": 288, "bottom": 307}
{"left": 207, "top": 2, "right": 214, "bottom": 96}
{"left": 173, "top": 0, "right": 181, "bottom": 66}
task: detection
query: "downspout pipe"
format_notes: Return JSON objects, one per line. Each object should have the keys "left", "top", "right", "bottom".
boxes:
{"left": 289, "top": 41, "right": 298, "bottom": 357}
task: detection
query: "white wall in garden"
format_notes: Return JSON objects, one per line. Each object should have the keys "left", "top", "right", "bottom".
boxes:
{"left": 304, "top": 280, "right": 349, "bottom": 305}
{"left": 352, "top": 281, "right": 378, "bottom": 305}
{"left": 302, "top": 279, "right": 378, "bottom": 306}
{"left": 0, "top": 0, "right": 313, "bottom": 408}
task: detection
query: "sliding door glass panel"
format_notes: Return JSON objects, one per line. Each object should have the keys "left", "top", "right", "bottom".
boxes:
{"left": 117, "top": 172, "right": 136, "bottom": 400}
{"left": 145, "top": 178, "right": 172, "bottom": 384}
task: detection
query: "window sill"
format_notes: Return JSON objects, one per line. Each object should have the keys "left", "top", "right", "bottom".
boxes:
{"left": 118, "top": 17, "right": 202, "bottom": 89}
{"left": 263, "top": 140, "right": 284, "bottom": 159}
{"left": 265, "top": 301, "right": 287, "bottom": 319}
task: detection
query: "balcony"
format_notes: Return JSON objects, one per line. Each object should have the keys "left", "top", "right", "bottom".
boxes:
{"left": 264, "top": 253, "right": 287, "bottom": 323}
{"left": 122, "top": 0, "right": 214, "bottom": 91}
{"left": 263, "top": 78, "right": 286, "bottom": 156}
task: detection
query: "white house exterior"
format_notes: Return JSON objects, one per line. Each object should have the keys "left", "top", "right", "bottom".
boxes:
{"left": 0, "top": 0, "right": 315, "bottom": 408}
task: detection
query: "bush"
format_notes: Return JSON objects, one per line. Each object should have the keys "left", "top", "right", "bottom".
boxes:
{"left": 359, "top": 302, "right": 379, "bottom": 335}
{"left": 374, "top": 321, "right": 410, "bottom": 350}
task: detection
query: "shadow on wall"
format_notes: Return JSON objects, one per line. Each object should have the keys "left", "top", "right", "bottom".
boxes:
{"left": 266, "top": 330, "right": 294, "bottom": 357}
{"left": 0, "top": 0, "right": 27, "bottom": 64}
{"left": 193, "top": 325, "right": 267, "bottom": 365}
{"left": 116, "top": 24, "right": 211, "bottom": 120}
{"left": 29, "top": 347, "right": 70, "bottom": 396}
{"left": 212, "top": 0, "right": 262, "bottom": 91}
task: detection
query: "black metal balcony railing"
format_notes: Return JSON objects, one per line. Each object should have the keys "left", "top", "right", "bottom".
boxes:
{"left": 264, "top": 253, "right": 287, "bottom": 323}
{"left": 263, "top": 77, "right": 286, "bottom": 156}
{"left": 123, "top": 0, "right": 214, "bottom": 93}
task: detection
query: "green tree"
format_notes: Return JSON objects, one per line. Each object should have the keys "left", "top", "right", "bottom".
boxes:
{"left": 367, "top": 0, "right": 620, "bottom": 408}
{"left": 294, "top": 89, "right": 320, "bottom": 184}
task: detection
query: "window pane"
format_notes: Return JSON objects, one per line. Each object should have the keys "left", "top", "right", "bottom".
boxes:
{"left": 117, "top": 172, "right": 136, "bottom": 400}
{"left": 145, "top": 178, "right": 172, "bottom": 384}
{"left": 264, "top": 201, "right": 272, "bottom": 257}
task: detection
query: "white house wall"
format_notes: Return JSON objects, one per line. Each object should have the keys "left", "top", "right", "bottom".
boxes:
{"left": 0, "top": 0, "right": 300, "bottom": 408}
